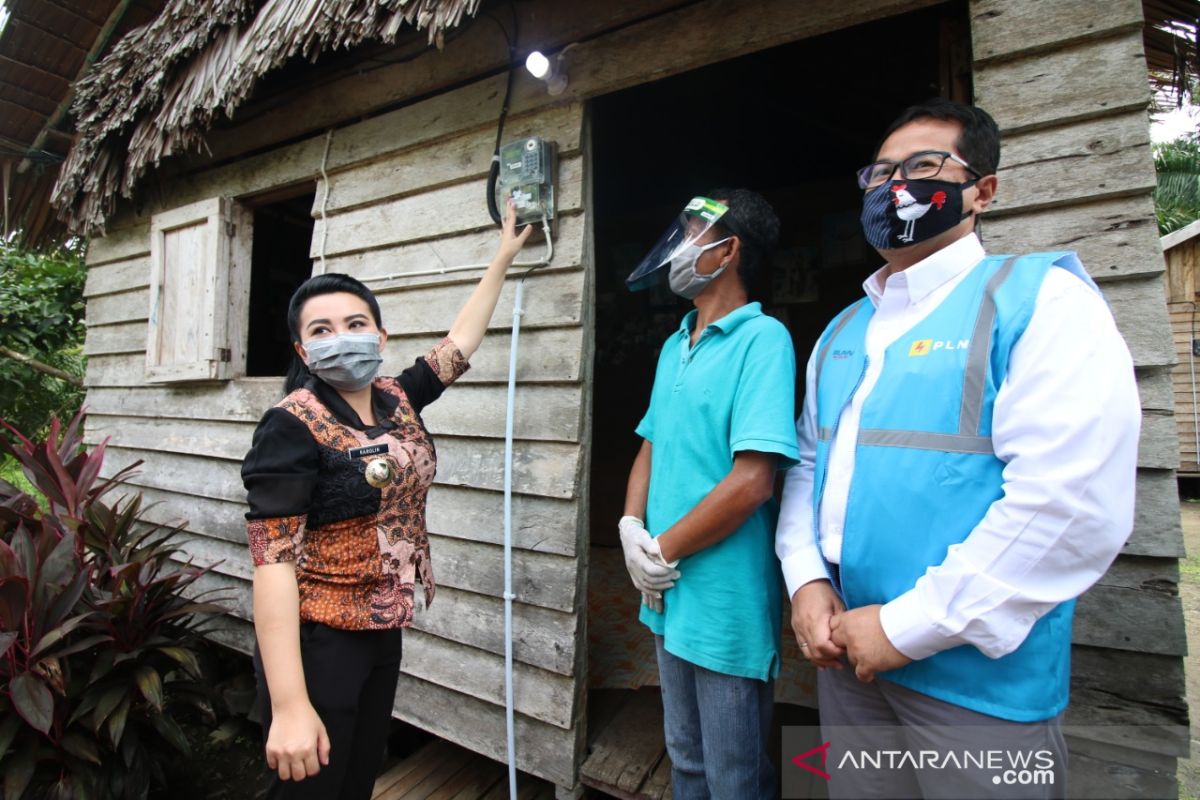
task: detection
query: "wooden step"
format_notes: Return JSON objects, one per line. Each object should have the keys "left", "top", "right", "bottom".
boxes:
{"left": 580, "top": 689, "right": 671, "bottom": 800}
{"left": 372, "top": 738, "right": 554, "bottom": 799}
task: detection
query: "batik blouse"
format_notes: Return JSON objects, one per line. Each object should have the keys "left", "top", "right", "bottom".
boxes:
{"left": 242, "top": 337, "right": 469, "bottom": 630}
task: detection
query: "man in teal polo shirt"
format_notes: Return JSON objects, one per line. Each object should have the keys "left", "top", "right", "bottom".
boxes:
{"left": 620, "top": 189, "right": 799, "bottom": 799}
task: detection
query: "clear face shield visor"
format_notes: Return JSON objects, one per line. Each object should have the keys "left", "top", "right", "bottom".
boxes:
{"left": 625, "top": 196, "right": 730, "bottom": 291}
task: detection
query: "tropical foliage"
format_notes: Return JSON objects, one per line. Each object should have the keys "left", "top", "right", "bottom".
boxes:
{"left": 1154, "top": 135, "right": 1200, "bottom": 235}
{"left": 0, "top": 410, "right": 228, "bottom": 799}
{"left": 0, "top": 243, "right": 87, "bottom": 443}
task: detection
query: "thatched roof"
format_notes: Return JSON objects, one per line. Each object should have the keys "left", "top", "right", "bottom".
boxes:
{"left": 1144, "top": 0, "right": 1200, "bottom": 101}
{"left": 50, "top": 0, "right": 480, "bottom": 237}
{"left": 7, "top": 0, "right": 1195, "bottom": 241}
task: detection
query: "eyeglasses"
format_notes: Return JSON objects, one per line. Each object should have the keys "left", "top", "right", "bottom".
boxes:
{"left": 856, "top": 150, "right": 983, "bottom": 190}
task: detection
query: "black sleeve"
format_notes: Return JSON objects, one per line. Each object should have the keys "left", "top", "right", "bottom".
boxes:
{"left": 396, "top": 337, "right": 470, "bottom": 414}
{"left": 396, "top": 358, "right": 447, "bottom": 414}
{"left": 241, "top": 408, "right": 319, "bottom": 520}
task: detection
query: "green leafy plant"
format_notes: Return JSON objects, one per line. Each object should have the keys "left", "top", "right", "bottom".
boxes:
{"left": 1155, "top": 137, "right": 1200, "bottom": 235}
{"left": 0, "top": 457, "right": 37, "bottom": 501}
{"left": 0, "top": 243, "right": 87, "bottom": 444}
{"left": 0, "top": 410, "right": 228, "bottom": 799}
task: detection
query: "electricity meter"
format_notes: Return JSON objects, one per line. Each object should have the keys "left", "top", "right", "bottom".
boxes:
{"left": 496, "top": 136, "right": 557, "bottom": 226}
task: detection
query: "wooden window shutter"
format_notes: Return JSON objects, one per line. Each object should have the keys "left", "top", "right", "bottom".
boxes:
{"left": 146, "top": 197, "right": 251, "bottom": 382}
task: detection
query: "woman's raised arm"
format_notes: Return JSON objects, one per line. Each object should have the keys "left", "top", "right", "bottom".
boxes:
{"left": 446, "top": 200, "right": 534, "bottom": 359}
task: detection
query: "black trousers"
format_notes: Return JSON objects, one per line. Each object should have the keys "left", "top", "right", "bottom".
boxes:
{"left": 254, "top": 622, "right": 404, "bottom": 800}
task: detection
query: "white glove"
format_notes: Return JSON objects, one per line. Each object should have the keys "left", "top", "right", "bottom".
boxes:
{"left": 618, "top": 515, "right": 681, "bottom": 595}
{"left": 642, "top": 592, "right": 664, "bottom": 614}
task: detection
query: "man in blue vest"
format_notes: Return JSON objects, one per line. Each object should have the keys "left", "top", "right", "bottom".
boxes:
{"left": 776, "top": 99, "right": 1140, "bottom": 797}
{"left": 621, "top": 189, "right": 800, "bottom": 799}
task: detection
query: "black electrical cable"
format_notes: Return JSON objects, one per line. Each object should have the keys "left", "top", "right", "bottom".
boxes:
{"left": 481, "top": 0, "right": 702, "bottom": 225}
{"left": 485, "top": 2, "right": 519, "bottom": 226}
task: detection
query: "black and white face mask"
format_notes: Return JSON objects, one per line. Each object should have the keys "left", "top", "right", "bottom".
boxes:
{"left": 860, "top": 177, "right": 975, "bottom": 250}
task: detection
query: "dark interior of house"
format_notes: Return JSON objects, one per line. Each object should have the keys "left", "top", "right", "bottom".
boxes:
{"left": 245, "top": 188, "right": 318, "bottom": 377}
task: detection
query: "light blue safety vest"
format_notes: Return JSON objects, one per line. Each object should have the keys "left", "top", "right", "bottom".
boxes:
{"left": 813, "top": 251, "right": 1099, "bottom": 722}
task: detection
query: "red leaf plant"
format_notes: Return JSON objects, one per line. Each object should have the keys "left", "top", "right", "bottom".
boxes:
{"left": 0, "top": 409, "right": 230, "bottom": 799}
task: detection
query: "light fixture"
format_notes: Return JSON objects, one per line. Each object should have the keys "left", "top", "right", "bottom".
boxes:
{"left": 525, "top": 49, "right": 568, "bottom": 95}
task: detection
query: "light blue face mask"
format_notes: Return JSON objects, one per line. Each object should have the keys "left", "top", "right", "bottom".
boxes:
{"left": 303, "top": 332, "right": 382, "bottom": 391}
{"left": 667, "top": 237, "right": 732, "bottom": 299}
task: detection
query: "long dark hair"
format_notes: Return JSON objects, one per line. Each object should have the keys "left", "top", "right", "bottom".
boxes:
{"left": 284, "top": 273, "right": 383, "bottom": 393}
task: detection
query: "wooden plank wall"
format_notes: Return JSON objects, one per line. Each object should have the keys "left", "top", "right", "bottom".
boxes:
{"left": 1166, "top": 237, "right": 1200, "bottom": 474}
{"left": 83, "top": 89, "right": 591, "bottom": 787}
{"left": 1168, "top": 301, "right": 1199, "bottom": 474}
{"left": 970, "top": 0, "right": 1189, "bottom": 789}
{"left": 1164, "top": 235, "right": 1200, "bottom": 302}
{"left": 313, "top": 101, "right": 591, "bottom": 787}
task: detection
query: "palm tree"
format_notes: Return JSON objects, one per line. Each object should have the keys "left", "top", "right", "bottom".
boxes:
{"left": 1155, "top": 136, "right": 1200, "bottom": 235}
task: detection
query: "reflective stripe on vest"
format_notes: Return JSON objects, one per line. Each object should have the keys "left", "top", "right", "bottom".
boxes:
{"left": 817, "top": 255, "right": 1018, "bottom": 454}
{"left": 809, "top": 253, "right": 1087, "bottom": 722}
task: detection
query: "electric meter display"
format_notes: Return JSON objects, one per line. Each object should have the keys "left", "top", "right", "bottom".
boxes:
{"left": 497, "top": 137, "right": 557, "bottom": 226}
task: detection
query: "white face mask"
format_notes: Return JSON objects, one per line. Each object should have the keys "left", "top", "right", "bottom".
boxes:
{"left": 303, "top": 332, "right": 382, "bottom": 391}
{"left": 667, "top": 237, "right": 731, "bottom": 299}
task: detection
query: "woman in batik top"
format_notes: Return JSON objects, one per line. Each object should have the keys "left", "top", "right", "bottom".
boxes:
{"left": 242, "top": 202, "right": 531, "bottom": 799}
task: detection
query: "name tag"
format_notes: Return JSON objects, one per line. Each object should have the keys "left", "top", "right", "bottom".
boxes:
{"left": 348, "top": 443, "right": 388, "bottom": 459}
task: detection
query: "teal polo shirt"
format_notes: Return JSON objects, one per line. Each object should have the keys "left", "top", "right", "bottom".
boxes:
{"left": 636, "top": 301, "right": 799, "bottom": 681}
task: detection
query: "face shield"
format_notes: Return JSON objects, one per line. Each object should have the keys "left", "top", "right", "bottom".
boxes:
{"left": 625, "top": 196, "right": 730, "bottom": 291}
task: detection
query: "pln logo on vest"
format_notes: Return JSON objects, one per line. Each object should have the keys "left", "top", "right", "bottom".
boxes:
{"left": 909, "top": 338, "right": 970, "bottom": 357}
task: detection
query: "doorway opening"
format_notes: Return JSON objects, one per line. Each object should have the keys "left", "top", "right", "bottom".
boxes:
{"left": 583, "top": 3, "right": 968, "bottom": 795}
{"left": 245, "top": 186, "right": 318, "bottom": 377}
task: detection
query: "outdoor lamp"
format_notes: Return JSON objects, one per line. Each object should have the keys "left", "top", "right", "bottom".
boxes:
{"left": 525, "top": 49, "right": 568, "bottom": 95}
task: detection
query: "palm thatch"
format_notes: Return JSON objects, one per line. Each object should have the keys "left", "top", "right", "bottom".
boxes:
{"left": 1144, "top": 0, "right": 1199, "bottom": 102}
{"left": 50, "top": 0, "right": 481, "bottom": 236}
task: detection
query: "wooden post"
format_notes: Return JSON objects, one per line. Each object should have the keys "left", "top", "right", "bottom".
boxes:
{"left": 2, "top": 159, "right": 10, "bottom": 238}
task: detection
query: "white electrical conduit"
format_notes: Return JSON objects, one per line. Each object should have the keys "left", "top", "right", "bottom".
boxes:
{"left": 369, "top": 215, "right": 552, "bottom": 798}
{"left": 314, "top": 117, "right": 552, "bottom": 790}
{"left": 314, "top": 126, "right": 552, "bottom": 795}
{"left": 360, "top": 217, "right": 553, "bottom": 284}
{"left": 369, "top": 215, "right": 553, "bottom": 799}
{"left": 316, "top": 128, "right": 334, "bottom": 275}
{"left": 501, "top": 214, "right": 552, "bottom": 798}
{"left": 363, "top": 211, "right": 554, "bottom": 796}
{"left": 313, "top": 125, "right": 554, "bottom": 284}
{"left": 1190, "top": 302, "right": 1199, "bottom": 467}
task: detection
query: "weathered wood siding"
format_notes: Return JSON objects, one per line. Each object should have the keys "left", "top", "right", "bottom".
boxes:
{"left": 84, "top": 85, "right": 591, "bottom": 786}
{"left": 1163, "top": 226, "right": 1200, "bottom": 474}
{"left": 971, "top": 0, "right": 1188, "bottom": 788}
{"left": 1167, "top": 301, "right": 1199, "bottom": 473}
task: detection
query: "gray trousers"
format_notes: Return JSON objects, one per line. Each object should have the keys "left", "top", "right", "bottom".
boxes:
{"left": 817, "top": 666, "right": 1066, "bottom": 799}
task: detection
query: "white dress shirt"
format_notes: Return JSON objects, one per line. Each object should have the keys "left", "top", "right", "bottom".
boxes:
{"left": 776, "top": 233, "right": 1141, "bottom": 661}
